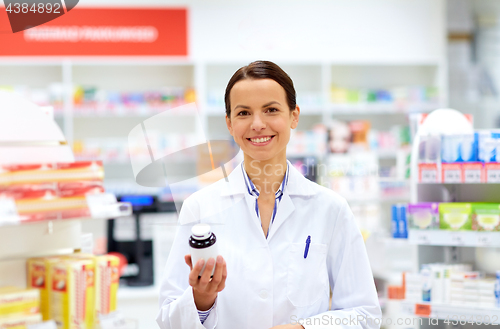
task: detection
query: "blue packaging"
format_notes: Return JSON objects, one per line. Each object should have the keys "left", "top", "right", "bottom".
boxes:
{"left": 461, "top": 133, "right": 478, "bottom": 162}
{"left": 478, "top": 131, "right": 497, "bottom": 163}
{"left": 495, "top": 270, "right": 500, "bottom": 307}
{"left": 399, "top": 204, "right": 408, "bottom": 238}
{"left": 391, "top": 205, "right": 400, "bottom": 238}
{"left": 392, "top": 204, "right": 408, "bottom": 238}
{"left": 441, "top": 135, "right": 461, "bottom": 163}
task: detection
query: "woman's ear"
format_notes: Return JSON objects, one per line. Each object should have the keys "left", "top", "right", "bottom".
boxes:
{"left": 226, "top": 115, "right": 233, "bottom": 136}
{"left": 290, "top": 105, "right": 300, "bottom": 129}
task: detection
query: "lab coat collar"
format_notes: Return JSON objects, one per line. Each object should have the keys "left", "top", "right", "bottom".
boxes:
{"left": 220, "top": 159, "right": 316, "bottom": 197}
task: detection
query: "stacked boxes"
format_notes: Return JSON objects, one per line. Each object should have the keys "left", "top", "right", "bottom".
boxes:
{"left": 0, "top": 161, "right": 104, "bottom": 223}
{"left": 0, "top": 287, "right": 42, "bottom": 328}
{"left": 401, "top": 263, "right": 500, "bottom": 305}
{"left": 418, "top": 130, "right": 500, "bottom": 183}
{"left": 26, "top": 256, "right": 61, "bottom": 320}
{"left": 26, "top": 253, "right": 119, "bottom": 329}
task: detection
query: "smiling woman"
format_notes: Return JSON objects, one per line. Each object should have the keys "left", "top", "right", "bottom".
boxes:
{"left": 157, "top": 61, "right": 382, "bottom": 329}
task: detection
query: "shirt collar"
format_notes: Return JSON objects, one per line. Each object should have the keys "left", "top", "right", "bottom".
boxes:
{"left": 220, "top": 159, "right": 315, "bottom": 197}
{"left": 241, "top": 161, "right": 289, "bottom": 198}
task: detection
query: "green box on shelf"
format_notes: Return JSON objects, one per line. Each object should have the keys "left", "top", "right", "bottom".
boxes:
{"left": 439, "top": 203, "right": 473, "bottom": 231}
{"left": 471, "top": 203, "right": 500, "bottom": 231}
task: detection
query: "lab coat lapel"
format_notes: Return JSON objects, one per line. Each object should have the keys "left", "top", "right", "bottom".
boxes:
{"left": 266, "top": 191, "right": 294, "bottom": 241}
{"left": 266, "top": 161, "right": 315, "bottom": 241}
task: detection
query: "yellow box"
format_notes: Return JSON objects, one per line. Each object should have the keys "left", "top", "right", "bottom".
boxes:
{"left": 0, "top": 313, "right": 42, "bottom": 329}
{"left": 49, "top": 259, "right": 95, "bottom": 329}
{"left": 26, "top": 256, "right": 61, "bottom": 321}
{"left": 95, "top": 255, "right": 120, "bottom": 317}
{"left": 0, "top": 287, "right": 39, "bottom": 317}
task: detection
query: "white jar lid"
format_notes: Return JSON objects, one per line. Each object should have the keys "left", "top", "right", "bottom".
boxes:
{"left": 191, "top": 223, "right": 211, "bottom": 240}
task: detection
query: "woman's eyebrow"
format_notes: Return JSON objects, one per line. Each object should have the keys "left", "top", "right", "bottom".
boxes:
{"left": 234, "top": 104, "right": 250, "bottom": 110}
{"left": 234, "top": 101, "right": 281, "bottom": 111}
{"left": 262, "top": 101, "right": 281, "bottom": 108}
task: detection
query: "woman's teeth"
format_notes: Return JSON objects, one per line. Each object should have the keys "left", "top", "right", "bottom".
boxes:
{"left": 250, "top": 137, "right": 271, "bottom": 143}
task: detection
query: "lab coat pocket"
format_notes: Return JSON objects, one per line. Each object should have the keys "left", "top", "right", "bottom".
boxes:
{"left": 287, "top": 242, "right": 328, "bottom": 308}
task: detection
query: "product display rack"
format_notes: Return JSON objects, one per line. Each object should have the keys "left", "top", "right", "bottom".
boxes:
{"left": 400, "top": 301, "right": 500, "bottom": 325}
{"left": 400, "top": 110, "right": 500, "bottom": 327}
{"left": 0, "top": 58, "right": 447, "bottom": 329}
{"left": 0, "top": 93, "right": 133, "bottom": 329}
{"left": 0, "top": 59, "right": 446, "bottom": 198}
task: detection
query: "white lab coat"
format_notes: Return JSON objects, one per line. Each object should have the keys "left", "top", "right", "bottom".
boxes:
{"left": 157, "top": 159, "right": 381, "bottom": 329}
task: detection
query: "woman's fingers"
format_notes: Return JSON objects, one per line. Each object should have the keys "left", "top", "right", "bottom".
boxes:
{"left": 216, "top": 259, "right": 227, "bottom": 292}
{"left": 188, "top": 259, "right": 205, "bottom": 286}
{"left": 208, "top": 256, "right": 224, "bottom": 292}
{"left": 184, "top": 254, "right": 193, "bottom": 270}
{"left": 198, "top": 257, "right": 216, "bottom": 290}
{"left": 187, "top": 255, "right": 228, "bottom": 294}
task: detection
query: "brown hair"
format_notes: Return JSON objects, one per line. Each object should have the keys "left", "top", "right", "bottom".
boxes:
{"left": 224, "top": 60, "right": 296, "bottom": 118}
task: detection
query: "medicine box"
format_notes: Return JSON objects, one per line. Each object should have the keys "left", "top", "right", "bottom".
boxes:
{"left": 439, "top": 203, "right": 473, "bottom": 231}
{"left": 471, "top": 203, "right": 500, "bottom": 231}
{"left": 0, "top": 287, "right": 40, "bottom": 317}
{"left": 408, "top": 203, "right": 440, "bottom": 229}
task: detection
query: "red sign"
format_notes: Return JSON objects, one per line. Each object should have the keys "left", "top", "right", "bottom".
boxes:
{"left": 0, "top": 7, "right": 187, "bottom": 56}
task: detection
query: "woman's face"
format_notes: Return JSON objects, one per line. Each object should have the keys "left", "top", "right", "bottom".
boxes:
{"left": 226, "top": 78, "right": 299, "bottom": 163}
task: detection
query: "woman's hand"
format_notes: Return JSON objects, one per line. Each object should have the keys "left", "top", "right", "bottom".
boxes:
{"left": 269, "top": 324, "right": 305, "bottom": 329}
{"left": 184, "top": 254, "right": 227, "bottom": 311}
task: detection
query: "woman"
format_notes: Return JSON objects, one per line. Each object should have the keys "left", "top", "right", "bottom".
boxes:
{"left": 157, "top": 61, "right": 381, "bottom": 329}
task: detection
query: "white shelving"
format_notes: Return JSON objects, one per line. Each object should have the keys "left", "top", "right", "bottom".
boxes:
{"left": 400, "top": 110, "right": 500, "bottom": 327}
{"left": 408, "top": 230, "right": 500, "bottom": 248}
{"left": 0, "top": 59, "right": 446, "bottom": 197}
{"left": 400, "top": 301, "right": 500, "bottom": 324}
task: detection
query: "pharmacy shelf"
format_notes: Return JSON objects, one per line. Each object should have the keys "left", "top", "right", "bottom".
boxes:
{"left": 327, "top": 103, "right": 438, "bottom": 114}
{"left": 408, "top": 230, "right": 500, "bottom": 248}
{"left": 118, "top": 284, "right": 160, "bottom": 300}
{"left": 400, "top": 300, "right": 500, "bottom": 324}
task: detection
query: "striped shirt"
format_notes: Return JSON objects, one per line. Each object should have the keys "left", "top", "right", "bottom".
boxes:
{"left": 197, "top": 161, "right": 290, "bottom": 323}
{"left": 241, "top": 161, "right": 290, "bottom": 238}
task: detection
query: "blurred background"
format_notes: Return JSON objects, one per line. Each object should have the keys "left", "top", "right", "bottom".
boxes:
{"left": 1, "top": 0, "right": 500, "bottom": 329}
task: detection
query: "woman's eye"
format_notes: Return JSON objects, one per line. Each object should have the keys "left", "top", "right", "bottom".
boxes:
{"left": 267, "top": 107, "right": 278, "bottom": 113}
{"left": 237, "top": 110, "right": 249, "bottom": 116}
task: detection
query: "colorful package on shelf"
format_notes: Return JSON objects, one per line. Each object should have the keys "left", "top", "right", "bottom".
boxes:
{"left": 439, "top": 203, "right": 473, "bottom": 231}
{"left": 0, "top": 287, "right": 40, "bottom": 317}
{"left": 27, "top": 256, "right": 62, "bottom": 321}
{"left": 391, "top": 203, "right": 408, "bottom": 238}
{"left": 0, "top": 162, "right": 103, "bottom": 187}
{"left": 408, "top": 203, "right": 440, "bottom": 230}
{"left": 477, "top": 130, "right": 500, "bottom": 163}
{"left": 94, "top": 255, "right": 119, "bottom": 317}
{"left": 50, "top": 259, "right": 95, "bottom": 329}
{"left": 441, "top": 133, "right": 478, "bottom": 163}
{"left": 471, "top": 203, "right": 500, "bottom": 231}
{"left": 73, "top": 86, "right": 196, "bottom": 115}
{"left": 0, "top": 313, "right": 42, "bottom": 328}
{"left": 330, "top": 85, "right": 439, "bottom": 105}
{"left": 0, "top": 162, "right": 105, "bottom": 223}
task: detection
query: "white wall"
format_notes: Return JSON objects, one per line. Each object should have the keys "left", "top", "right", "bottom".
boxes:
{"left": 71, "top": 0, "right": 445, "bottom": 63}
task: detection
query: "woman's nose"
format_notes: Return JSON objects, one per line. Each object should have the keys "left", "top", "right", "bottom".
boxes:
{"left": 250, "top": 113, "right": 266, "bottom": 130}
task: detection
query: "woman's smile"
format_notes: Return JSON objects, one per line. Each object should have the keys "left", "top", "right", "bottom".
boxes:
{"left": 247, "top": 135, "right": 275, "bottom": 146}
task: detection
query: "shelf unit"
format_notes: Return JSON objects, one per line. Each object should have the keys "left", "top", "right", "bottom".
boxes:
{"left": 0, "top": 59, "right": 446, "bottom": 199}
{"left": 0, "top": 93, "right": 132, "bottom": 329}
{"left": 400, "top": 301, "right": 500, "bottom": 324}
{"left": 399, "top": 110, "right": 500, "bottom": 328}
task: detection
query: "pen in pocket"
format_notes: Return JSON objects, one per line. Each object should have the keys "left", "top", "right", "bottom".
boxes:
{"left": 304, "top": 235, "right": 311, "bottom": 259}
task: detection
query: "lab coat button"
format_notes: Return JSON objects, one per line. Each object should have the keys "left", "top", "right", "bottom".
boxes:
{"left": 259, "top": 290, "right": 268, "bottom": 299}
